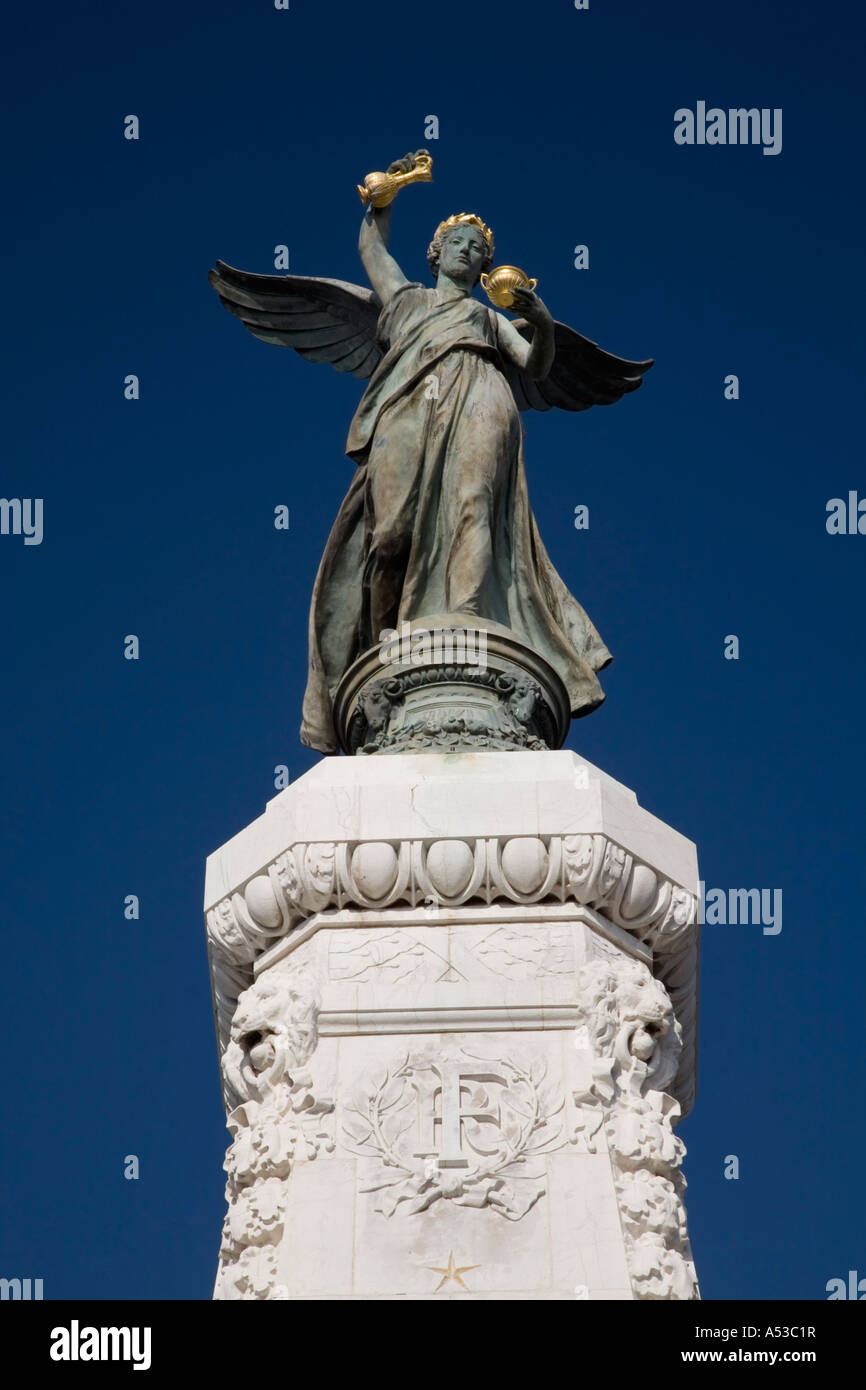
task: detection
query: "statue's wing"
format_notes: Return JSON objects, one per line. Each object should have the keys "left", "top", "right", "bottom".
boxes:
{"left": 502, "top": 318, "right": 653, "bottom": 412}
{"left": 208, "top": 261, "right": 384, "bottom": 379}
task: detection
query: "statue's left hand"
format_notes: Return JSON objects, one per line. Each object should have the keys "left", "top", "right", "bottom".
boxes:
{"left": 508, "top": 286, "right": 553, "bottom": 326}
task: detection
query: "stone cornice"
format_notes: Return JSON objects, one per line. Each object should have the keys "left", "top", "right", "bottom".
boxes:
{"left": 207, "top": 839, "right": 698, "bottom": 1115}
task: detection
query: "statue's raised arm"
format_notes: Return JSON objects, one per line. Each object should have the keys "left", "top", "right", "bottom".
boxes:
{"left": 357, "top": 149, "right": 432, "bottom": 303}
{"left": 358, "top": 202, "right": 407, "bottom": 303}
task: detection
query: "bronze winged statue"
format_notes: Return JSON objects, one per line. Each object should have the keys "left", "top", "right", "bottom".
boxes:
{"left": 209, "top": 150, "right": 652, "bottom": 754}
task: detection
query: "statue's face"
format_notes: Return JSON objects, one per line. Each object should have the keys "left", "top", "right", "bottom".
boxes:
{"left": 438, "top": 223, "right": 487, "bottom": 288}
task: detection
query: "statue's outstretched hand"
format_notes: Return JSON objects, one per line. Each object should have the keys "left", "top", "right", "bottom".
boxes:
{"left": 508, "top": 286, "right": 553, "bottom": 327}
{"left": 386, "top": 148, "right": 430, "bottom": 175}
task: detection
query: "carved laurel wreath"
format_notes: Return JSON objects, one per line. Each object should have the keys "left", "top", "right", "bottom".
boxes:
{"left": 342, "top": 1049, "right": 568, "bottom": 1220}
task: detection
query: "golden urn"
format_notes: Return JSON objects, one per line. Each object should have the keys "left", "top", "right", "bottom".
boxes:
{"left": 356, "top": 152, "right": 433, "bottom": 209}
{"left": 480, "top": 265, "right": 538, "bottom": 308}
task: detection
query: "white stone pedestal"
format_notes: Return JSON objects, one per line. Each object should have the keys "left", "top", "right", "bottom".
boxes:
{"left": 204, "top": 751, "right": 700, "bottom": 1300}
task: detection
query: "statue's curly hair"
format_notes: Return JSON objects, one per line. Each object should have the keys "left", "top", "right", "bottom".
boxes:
{"left": 426, "top": 213, "right": 495, "bottom": 286}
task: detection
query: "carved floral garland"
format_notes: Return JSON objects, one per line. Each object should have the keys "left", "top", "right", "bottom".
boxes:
{"left": 571, "top": 956, "right": 699, "bottom": 1300}
{"left": 215, "top": 965, "right": 334, "bottom": 1301}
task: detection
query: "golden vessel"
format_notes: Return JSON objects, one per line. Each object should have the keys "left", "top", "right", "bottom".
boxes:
{"left": 357, "top": 152, "right": 433, "bottom": 209}
{"left": 480, "top": 265, "right": 538, "bottom": 308}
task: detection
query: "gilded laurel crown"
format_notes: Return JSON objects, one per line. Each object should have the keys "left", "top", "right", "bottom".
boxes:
{"left": 433, "top": 213, "right": 495, "bottom": 255}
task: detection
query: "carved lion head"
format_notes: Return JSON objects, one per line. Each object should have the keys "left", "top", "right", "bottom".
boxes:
{"left": 579, "top": 956, "right": 681, "bottom": 1094}
{"left": 222, "top": 964, "right": 320, "bottom": 1104}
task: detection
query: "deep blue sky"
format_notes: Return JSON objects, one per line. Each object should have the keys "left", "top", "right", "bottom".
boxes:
{"left": 2, "top": 0, "right": 864, "bottom": 1300}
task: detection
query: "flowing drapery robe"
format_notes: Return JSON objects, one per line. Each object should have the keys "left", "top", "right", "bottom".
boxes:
{"left": 300, "top": 282, "right": 612, "bottom": 752}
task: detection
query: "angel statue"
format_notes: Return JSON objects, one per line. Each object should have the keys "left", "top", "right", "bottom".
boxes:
{"left": 209, "top": 150, "right": 651, "bottom": 754}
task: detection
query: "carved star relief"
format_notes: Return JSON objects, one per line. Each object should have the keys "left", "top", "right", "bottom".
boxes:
{"left": 426, "top": 1252, "right": 479, "bottom": 1292}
